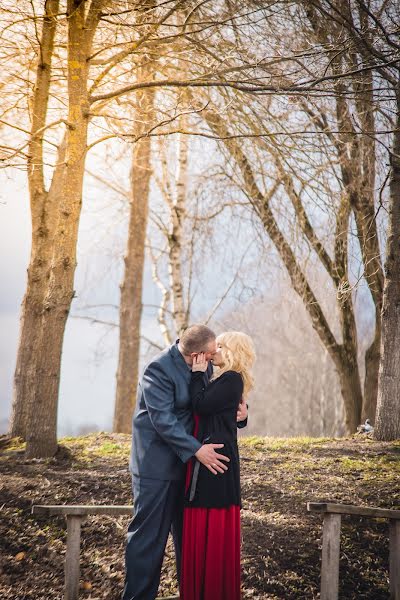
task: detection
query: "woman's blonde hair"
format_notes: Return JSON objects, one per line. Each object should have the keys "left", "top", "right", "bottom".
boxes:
{"left": 211, "top": 331, "right": 256, "bottom": 398}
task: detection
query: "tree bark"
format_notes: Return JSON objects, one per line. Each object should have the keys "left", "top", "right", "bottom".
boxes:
{"left": 347, "top": 72, "right": 383, "bottom": 424}
{"left": 375, "top": 95, "right": 400, "bottom": 441}
{"left": 332, "top": 58, "right": 382, "bottom": 426}
{"left": 168, "top": 126, "right": 189, "bottom": 336}
{"left": 9, "top": 0, "right": 60, "bottom": 439}
{"left": 25, "top": 0, "right": 104, "bottom": 458}
{"left": 113, "top": 85, "right": 154, "bottom": 434}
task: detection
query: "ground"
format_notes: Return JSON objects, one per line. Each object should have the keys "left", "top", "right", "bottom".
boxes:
{"left": 0, "top": 433, "right": 399, "bottom": 599}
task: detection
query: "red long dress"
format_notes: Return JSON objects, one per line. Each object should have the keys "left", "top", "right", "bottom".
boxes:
{"left": 181, "top": 404, "right": 241, "bottom": 600}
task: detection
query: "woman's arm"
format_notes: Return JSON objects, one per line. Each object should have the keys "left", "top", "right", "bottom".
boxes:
{"left": 190, "top": 371, "right": 244, "bottom": 415}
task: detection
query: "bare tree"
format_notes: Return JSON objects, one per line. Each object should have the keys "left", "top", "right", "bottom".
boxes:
{"left": 292, "top": 0, "right": 399, "bottom": 439}
{"left": 4, "top": 0, "right": 300, "bottom": 454}
{"left": 3, "top": 0, "right": 111, "bottom": 456}
{"left": 375, "top": 97, "right": 400, "bottom": 440}
{"left": 3, "top": 0, "right": 398, "bottom": 448}
{"left": 8, "top": 0, "right": 61, "bottom": 440}
{"left": 151, "top": 127, "right": 191, "bottom": 341}
{"left": 24, "top": 0, "right": 111, "bottom": 458}
{"left": 190, "top": 98, "right": 361, "bottom": 432}
{"left": 113, "top": 3, "right": 156, "bottom": 435}
{"left": 297, "top": 0, "right": 385, "bottom": 424}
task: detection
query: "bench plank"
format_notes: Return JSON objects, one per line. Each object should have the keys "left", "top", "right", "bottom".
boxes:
{"left": 308, "top": 502, "right": 400, "bottom": 520}
{"left": 32, "top": 505, "right": 133, "bottom": 517}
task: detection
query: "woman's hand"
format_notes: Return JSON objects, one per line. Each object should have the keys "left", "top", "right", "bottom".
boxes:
{"left": 192, "top": 352, "right": 208, "bottom": 372}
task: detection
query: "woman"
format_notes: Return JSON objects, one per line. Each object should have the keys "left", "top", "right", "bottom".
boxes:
{"left": 181, "top": 331, "right": 256, "bottom": 600}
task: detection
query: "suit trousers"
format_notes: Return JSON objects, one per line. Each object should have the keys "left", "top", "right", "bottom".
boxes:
{"left": 122, "top": 475, "right": 185, "bottom": 600}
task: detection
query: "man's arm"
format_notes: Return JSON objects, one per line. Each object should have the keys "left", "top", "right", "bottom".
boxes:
{"left": 142, "top": 362, "right": 201, "bottom": 464}
{"left": 142, "top": 362, "right": 229, "bottom": 473}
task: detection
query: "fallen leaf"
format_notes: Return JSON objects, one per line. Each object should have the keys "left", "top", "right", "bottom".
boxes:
{"left": 81, "top": 581, "right": 92, "bottom": 591}
{"left": 15, "top": 552, "right": 26, "bottom": 561}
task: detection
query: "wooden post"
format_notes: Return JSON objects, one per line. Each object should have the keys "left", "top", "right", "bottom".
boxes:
{"left": 65, "top": 515, "right": 82, "bottom": 600}
{"left": 320, "top": 513, "right": 341, "bottom": 600}
{"left": 390, "top": 519, "right": 400, "bottom": 600}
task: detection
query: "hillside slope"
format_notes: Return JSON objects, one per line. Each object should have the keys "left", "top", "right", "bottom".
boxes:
{"left": 0, "top": 434, "right": 399, "bottom": 599}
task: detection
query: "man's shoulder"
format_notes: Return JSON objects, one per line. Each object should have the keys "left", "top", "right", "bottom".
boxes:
{"left": 143, "top": 345, "right": 174, "bottom": 374}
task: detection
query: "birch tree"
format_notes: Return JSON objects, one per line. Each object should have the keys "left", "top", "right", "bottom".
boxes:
{"left": 145, "top": 130, "right": 197, "bottom": 345}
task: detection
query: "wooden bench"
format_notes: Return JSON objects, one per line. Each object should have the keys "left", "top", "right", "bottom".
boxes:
{"left": 308, "top": 502, "right": 400, "bottom": 600}
{"left": 31, "top": 504, "right": 179, "bottom": 600}
{"left": 32, "top": 501, "right": 400, "bottom": 600}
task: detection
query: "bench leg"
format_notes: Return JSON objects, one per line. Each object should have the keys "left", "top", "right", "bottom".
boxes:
{"left": 320, "top": 513, "right": 341, "bottom": 600}
{"left": 65, "top": 515, "right": 82, "bottom": 600}
{"left": 390, "top": 519, "right": 400, "bottom": 600}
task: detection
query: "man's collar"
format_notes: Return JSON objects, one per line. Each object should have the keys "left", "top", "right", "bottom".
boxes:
{"left": 176, "top": 339, "right": 192, "bottom": 367}
{"left": 170, "top": 341, "right": 192, "bottom": 378}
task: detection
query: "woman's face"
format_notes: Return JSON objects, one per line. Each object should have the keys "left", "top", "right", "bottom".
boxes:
{"left": 211, "top": 342, "right": 224, "bottom": 367}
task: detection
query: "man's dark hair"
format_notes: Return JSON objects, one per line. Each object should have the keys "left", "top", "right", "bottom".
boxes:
{"left": 179, "top": 324, "right": 216, "bottom": 355}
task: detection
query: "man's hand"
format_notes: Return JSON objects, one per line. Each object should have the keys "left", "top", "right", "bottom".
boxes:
{"left": 237, "top": 397, "right": 248, "bottom": 422}
{"left": 195, "top": 444, "right": 230, "bottom": 475}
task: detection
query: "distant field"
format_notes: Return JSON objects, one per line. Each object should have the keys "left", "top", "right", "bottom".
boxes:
{"left": 1, "top": 433, "right": 399, "bottom": 599}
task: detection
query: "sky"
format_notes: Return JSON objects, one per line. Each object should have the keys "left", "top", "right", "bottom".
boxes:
{"left": 0, "top": 131, "right": 379, "bottom": 438}
{"left": 0, "top": 170, "right": 30, "bottom": 432}
{"left": 0, "top": 135, "right": 268, "bottom": 436}
{"left": 0, "top": 157, "right": 155, "bottom": 435}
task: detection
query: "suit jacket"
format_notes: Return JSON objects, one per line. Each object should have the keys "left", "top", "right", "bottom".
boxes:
{"left": 130, "top": 342, "right": 205, "bottom": 480}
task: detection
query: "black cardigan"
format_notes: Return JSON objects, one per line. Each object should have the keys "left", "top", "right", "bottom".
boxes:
{"left": 185, "top": 370, "right": 243, "bottom": 508}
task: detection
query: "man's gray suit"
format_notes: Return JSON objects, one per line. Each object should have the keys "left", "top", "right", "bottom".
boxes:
{"left": 122, "top": 341, "right": 206, "bottom": 600}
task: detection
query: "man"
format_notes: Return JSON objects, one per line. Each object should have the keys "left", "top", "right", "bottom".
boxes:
{"left": 122, "top": 324, "right": 247, "bottom": 600}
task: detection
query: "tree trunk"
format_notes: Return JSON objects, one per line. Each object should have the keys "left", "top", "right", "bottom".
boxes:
{"left": 362, "top": 322, "right": 381, "bottom": 423}
{"left": 25, "top": 0, "right": 96, "bottom": 458}
{"left": 375, "top": 98, "right": 400, "bottom": 441}
{"left": 113, "top": 88, "right": 154, "bottom": 434}
{"left": 9, "top": 0, "right": 60, "bottom": 439}
{"left": 299, "top": 5, "right": 383, "bottom": 427}
{"left": 352, "top": 92, "right": 383, "bottom": 424}
{"left": 11, "top": 146, "right": 66, "bottom": 438}
{"left": 334, "top": 351, "right": 363, "bottom": 434}
{"left": 168, "top": 126, "right": 189, "bottom": 335}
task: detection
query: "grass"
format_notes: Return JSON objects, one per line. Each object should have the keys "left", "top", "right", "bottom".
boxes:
{"left": 0, "top": 432, "right": 399, "bottom": 599}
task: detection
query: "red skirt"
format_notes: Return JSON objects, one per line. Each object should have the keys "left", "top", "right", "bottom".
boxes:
{"left": 181, "top": 416, "right": 241, "bottom": 600}
{"left": 181, "top": 504, "right": 241, "bottom": 600}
